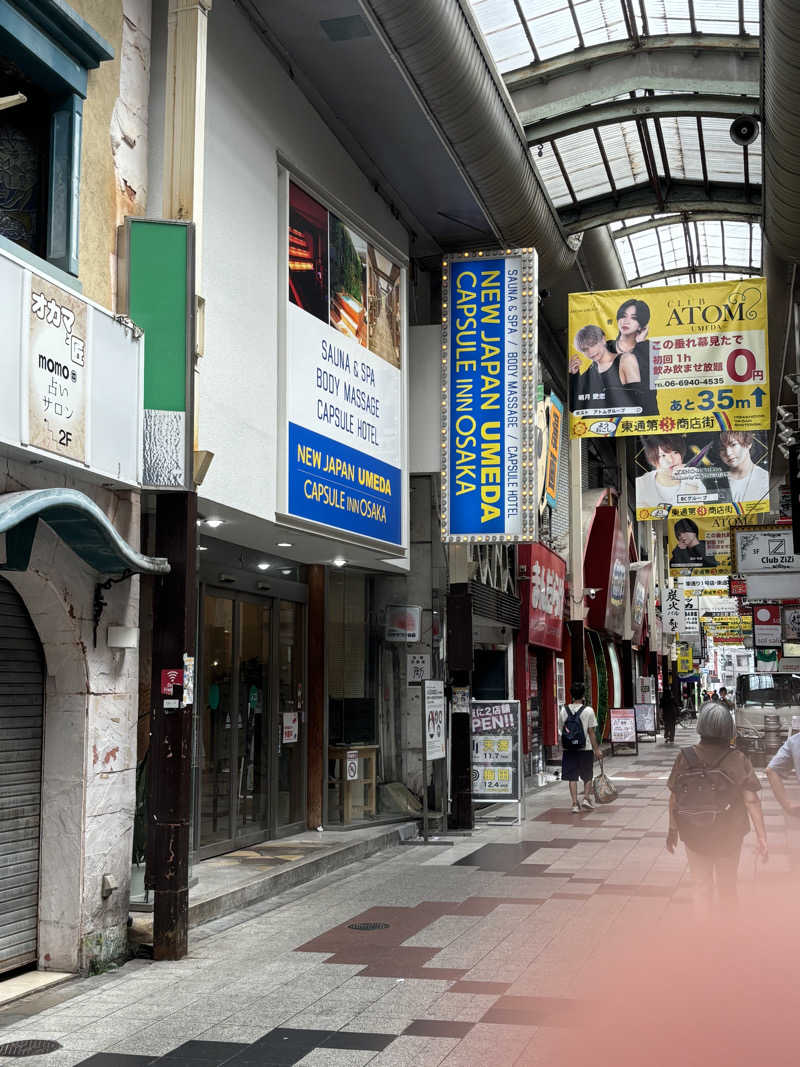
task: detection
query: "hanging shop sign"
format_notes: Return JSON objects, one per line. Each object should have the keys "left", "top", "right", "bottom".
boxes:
{"left": 663, "top": 585, "right": 682, "bottom": 634}
{"left": 631, "top": 563, "right": 650, "bottom": 646}
{"left": 729, "top": 576, "right": 748, "bottom": 597}
{"left": 636, "top": 676, "right": 657, "bottom": 703}
{"left": 385, "top": 604, "right": 422, "bottom": 643}
{"left": 0, "top": 248, "right": 144, "bottom": 487}
{"left": 407, "top": 654, "right": 430, "bottom": 683}
{"left": 782, "top": 607, "right": 800, "bottom": 641}
{"left": 470, "top": 700, "right": 522, "bottom": 803}
{"left": 544, "top": 392, "right": 564, "bottom": 510}
{"left": 734, "top": 526, "right": 800, "bottom": 573}
{"left": 522, "top": 542, "right": 566, "bottom": 651}
{"left": 753, "top": 603, "right": 782, "bottom": 647}
{"left": 282, "top": 178, "right": 406, "bottom": 550}
{"left": 677, "top": 645, "right": 694, "bottom": 674}
{"left": 27, "top": 276, "right": 88, "bottom": 464}
{"left": 536, "top": 386, "right": 548, "bottom": 511}
{"left": 682, "top": 594, "right": 700, "bottom": 635}
{"left": 668, "top": 513, "right": 733, "bottom": 576}
{"left": 634, "top": 430, "right": 769, "bottom": 521}
{"left": 567, "top": 278, "right": 769, "bottom": 439}
{"left": 442, "top": 250, "right": 538, "bottom": 542}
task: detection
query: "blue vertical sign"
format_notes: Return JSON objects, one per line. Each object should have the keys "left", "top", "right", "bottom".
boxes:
{"left": 449, "top": 259, "right": 507, "bottom": 535}
{"left": 444, "top": 252, "right": 536, "bottom": 542}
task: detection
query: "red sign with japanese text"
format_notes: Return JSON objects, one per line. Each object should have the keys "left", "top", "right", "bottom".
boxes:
{"left": 521, "top": 543, "right": 566, "bottom": 651}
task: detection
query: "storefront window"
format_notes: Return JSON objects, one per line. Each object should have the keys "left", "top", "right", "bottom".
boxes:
{"left": 327, "top": 571, "right": 375, "bottom": 744}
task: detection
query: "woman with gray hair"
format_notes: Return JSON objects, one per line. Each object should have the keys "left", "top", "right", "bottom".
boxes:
{"left": 666, "top": 701, "right": 767, "bottom": 905}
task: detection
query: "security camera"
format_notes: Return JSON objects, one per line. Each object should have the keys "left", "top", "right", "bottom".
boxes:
{"left": 729, "top": 115, "right": 759, "bottom": 147}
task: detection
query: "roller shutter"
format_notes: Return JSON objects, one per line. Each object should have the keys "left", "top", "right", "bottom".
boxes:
{"left": 0, "top": 577, "right": 43, "bottom": 975}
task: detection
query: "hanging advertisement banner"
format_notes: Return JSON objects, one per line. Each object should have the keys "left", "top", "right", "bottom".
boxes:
{"left": 568, "top": 278, "right": 769, "bottom": 439}
{"left": 384, "top": 605, "right": 421, "bottom": 643}
{"left": 536, "top": 385, "right": 548, "bottom": 511}
{"left": 283, "top": 179, "right": 405, "bottom": 550}
{"left": 753, "top": 603, "right": 781, "bottom": 647}
{"left": 442, "top": 250, "right": 538, "bottom": 542}
{"left": 681, "top": 594, "right": 700, "bottom": 635}
{"left": 663, "top": 585, "right": 682, "bottom": 634}
{"left": 634, "top": 430, "right": 769, "bottom": 520}
{"left": 544, "top": 392, "right": 563, "bottom": 510}
{"left": 677, "top": 645, "right": 694, "bottom": 674}
{"left": 668, "top": 513, "right": 733, "bottom": 576}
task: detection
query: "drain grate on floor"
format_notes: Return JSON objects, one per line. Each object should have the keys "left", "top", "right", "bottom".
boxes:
{"left": 0, "top": 1040, "right": 62, "bottom": 1057}
{"left": 348, "top": 921, "right": 390, "bottom": 931}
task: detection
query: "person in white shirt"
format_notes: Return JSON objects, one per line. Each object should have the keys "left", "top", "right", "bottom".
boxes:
{"left": 558, "top": 681, "right": 603, "bottom": 813}
{"left": 719, "top": 431, "right": 770, "bottom": 505}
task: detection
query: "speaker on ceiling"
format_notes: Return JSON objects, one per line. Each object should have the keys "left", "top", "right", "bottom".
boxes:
{"left": 729, "top": 116, "right": 760, "bottom": 147}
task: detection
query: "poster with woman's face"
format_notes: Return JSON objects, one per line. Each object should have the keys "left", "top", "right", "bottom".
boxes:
{"left": 635, "top": 430, "right": 769, "bottom": 520}
{"left": 568, "top": 279, "right": 769, "bottom": 439}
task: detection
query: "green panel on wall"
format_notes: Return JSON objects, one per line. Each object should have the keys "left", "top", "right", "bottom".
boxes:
{"left": 127, "top": 220, "right": 189, "bottom": 412}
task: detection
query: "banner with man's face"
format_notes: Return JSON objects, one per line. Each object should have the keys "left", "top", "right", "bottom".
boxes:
{"left": 568, "top": 279, "right": 769, "bottom": 439}
{"left": 634, "top": 429, "right": 770, "bottom": 520}
{"left": 667, "top": 512, "right": 733, "bottom": 577}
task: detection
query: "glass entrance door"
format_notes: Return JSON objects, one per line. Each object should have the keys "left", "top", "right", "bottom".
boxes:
{"left": 198, "top": 589, "right": 306, "bottom": 857}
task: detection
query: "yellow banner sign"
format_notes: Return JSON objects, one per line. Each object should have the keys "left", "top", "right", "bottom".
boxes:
{"left": 668, "top": 513, "right": 733, "bottom": 576}
{"left": 568, "top": 279, "right": 769, "bottom": 439}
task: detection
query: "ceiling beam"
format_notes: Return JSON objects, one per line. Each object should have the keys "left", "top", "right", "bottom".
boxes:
{"left": 506, "top": 34, "right": 759, "bottom": 126}
{"left": 612, "top": 210, "right": 756, "bottom": 238}
{"left": 629, "top": 264, "right": 762, "bottom": 287}
{"left": 558, "top": 179, "right": 761, "bottom": 234}
{"left": 523, "top": 93, "right": 758, "bottom": 144}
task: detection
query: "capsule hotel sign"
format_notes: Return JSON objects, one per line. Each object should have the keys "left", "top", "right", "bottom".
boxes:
{"left": 441, "top": 250, "right": 538, "bottom": 542}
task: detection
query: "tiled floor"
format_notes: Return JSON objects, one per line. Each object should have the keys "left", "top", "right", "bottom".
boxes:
{"left": 2, "top": 735, "right": 799, "bottom": 1066}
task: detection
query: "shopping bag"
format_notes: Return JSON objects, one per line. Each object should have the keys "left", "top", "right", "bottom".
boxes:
{"left": 593, "top": 761, "right": 617, "bottom": 804}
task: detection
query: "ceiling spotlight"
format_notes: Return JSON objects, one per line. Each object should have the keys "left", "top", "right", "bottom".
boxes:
{"left": 778, "top": 444, "right": 791, "bottom": 458}
{"left": 257, "top": 562, "right": 270, "bottom": 571}
{"left": 777, "top": 406, "right": 795, "bottom": 420}
{"left": 786, "top": 374, "right": 800, "bottom": 394}
{"left": 276, "top": 541, "right": 292, "bottom": 548}
{"left": 196, "top": 518, "right": 204, "bottom": 527}
{"left": 204, "top": 518, "right": 225, "bottom": 529}
{"left": 332, "top": 557, "right": 347, "bottom": 568}
{"left": 281, "top": 568, "right": 292, "bottom": 575}
{"left": 197, "top": 545, "right": 208, "bottom": 552}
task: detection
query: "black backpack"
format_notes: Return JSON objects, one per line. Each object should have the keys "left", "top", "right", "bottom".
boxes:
{"left": 561, "top": 704, "right": 586, "bottom": 750}
{"left": 674, "top": 747, "right": 739, "bottom": 851}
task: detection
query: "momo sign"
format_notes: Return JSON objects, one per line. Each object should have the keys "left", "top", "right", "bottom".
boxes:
{"left": 568, "top": 278, "right": 769, "bottom": 439}
{"left": 283, "top": 180, "right": 405, "bottom": 549}
{"left": 442, "top": 250, "right": 538, "bottom": 542}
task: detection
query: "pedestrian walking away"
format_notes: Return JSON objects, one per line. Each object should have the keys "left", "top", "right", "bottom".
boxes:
{"left": 661, "top": 687, "right": 678, "bottom": 743}
{"left": 559, "top": 681, "right": 603, "bottom": 813}
{"left": 666, "top": 701, "right": 768, "bottom": 911}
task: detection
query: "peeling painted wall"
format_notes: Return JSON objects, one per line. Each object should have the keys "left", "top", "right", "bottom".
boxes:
{"left": 70, "top": 0, "right": 152, "bottom": 310}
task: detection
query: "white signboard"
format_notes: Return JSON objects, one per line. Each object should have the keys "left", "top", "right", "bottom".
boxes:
{"left": 636, "top": 676, "right": 656, "bottom": 703}
{"left": 783, "top": 607, "right": 800, "bottom": 641}
{"left": 407, "top": 654, "right": 430, "bottom": 684}
{"left": 282, "top": 711, "right": 299, "bottom": 744}
{"left": 682, "top": 595, "right": 700, "bottom": 635}
{"left": 634, "top": 704, "right": 656, "bottom": 732}
{"left": 735, "top": 529, "right": 800, "bottom": 573}
{"left": 679, "top": 576, "right": 730, "bottom": 596}
{"left": 28, "top": 276, "right": 88, "bottom": 462}
{"left": 424, "top": 680, "right": 446, "bottom": 761}
{"left": 284, "top": 179, "right": 405, "bottom": 550}
{"left": 442, "top": 251, "right": 538, "bottom": 542}
{"left": 610, "top": 707, "right": 637, "bottom": 743}
{"left": 663, "top": 586, "right": 682, "bottom": 634}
